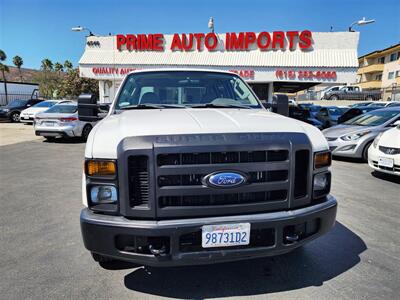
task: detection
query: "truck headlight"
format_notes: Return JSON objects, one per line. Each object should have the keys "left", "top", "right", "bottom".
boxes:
{"left": 313, "top": 172, "right": 331, "bottom": 199}
{"left": 314, "top": 151, "right": 331, "bottom": 169}
{"left": 86, "top": 160, "right": 116, "bottom": 177}
{"left": 340, "top": 131, "right": 370, "bottom": 141}
{"left": 90, "top": 185, "right": 117, "bottom": 204}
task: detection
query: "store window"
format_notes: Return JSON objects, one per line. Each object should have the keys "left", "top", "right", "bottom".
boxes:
{"left": 388, "top": 72, "right": 394, "bottom": 80}
{"left": 378, "top": 57, "right": 385, "bottom": 64}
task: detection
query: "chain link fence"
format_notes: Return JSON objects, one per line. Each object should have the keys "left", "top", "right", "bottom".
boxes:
{"left": 0, "top": 90, "right": 41, "bottom": 106}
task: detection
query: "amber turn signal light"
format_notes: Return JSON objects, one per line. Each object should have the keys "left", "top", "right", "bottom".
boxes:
{"left": 86, "top": 160, "right": 116, "bottom": 176}
{"left": 314, "top": 151, "right": 331, "bottom": 169}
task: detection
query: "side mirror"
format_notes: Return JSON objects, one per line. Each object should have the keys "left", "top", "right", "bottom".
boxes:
{"left": 78, "top": 94, "right": 101, "bottom": 122}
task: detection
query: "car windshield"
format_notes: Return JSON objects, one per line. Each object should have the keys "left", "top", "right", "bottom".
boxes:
{"left": 33, "top": 101, "right": 57, "bottom": 108}
{"left": 115, "top": 71, "right": 261, "bottom": 109}
{"left": 45, "top": 104, "right": 77, "bottom": 114}
{"left": 343, "top": 110, "right": 400, "bottom": 126}
{"left": 7, "top": 99, "right": 28, "bottom": 107}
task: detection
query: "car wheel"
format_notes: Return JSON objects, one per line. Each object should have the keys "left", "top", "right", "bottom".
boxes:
{"left": 10, "top": 112, "right": 20, "bottom": 122}
{"left": 329, "top": 95, "right": 339, "bottom": 100}
{"left": 91, "top": 252, "right": 114, "bottom": 263}
{"left": 81, "top": 124, "right": 92, "bottom": 141}
{"left": 362, "top": 141, "right": 373, "bottom": 162}
{"left": 365, "top": 96, "right": 374, "bottom": 101}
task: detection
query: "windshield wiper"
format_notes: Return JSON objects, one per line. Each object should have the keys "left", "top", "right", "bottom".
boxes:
{"left": 190, "top": 103, "right": 252, "bottom": 109}
{"left": 119, "top": 104, "right": 185, "bottom": 110}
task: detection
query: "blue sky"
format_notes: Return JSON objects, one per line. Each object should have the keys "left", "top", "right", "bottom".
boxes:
{"left": 1, "top": 0, "right": 399, "bottom": 69}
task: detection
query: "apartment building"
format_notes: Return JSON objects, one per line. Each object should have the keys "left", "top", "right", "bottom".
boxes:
{"left": 357, "top": 43, "right": 400, "bottom": 100}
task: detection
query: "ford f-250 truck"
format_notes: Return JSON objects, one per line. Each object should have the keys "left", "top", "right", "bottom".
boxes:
{"left": 79, "top": 69, "right": 337, "bottom": 267}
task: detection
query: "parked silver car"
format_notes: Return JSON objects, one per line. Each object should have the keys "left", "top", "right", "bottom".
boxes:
{"left": 323, "top": 108, "right": 400, "bottom": 161}
{"left": 34, "top": 102, "right": 96, "bottom": 141}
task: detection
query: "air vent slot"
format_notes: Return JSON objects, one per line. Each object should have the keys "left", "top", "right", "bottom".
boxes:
{"left": 128, "top": 155, "right": 150, "bottom": 207}
{"left": 294, "top": 150, "right": 309, "bottom": 199}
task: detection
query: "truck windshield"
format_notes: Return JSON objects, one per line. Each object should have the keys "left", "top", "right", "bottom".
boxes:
{"left": 115, "top": 71, "right": 261, "bottom": 109}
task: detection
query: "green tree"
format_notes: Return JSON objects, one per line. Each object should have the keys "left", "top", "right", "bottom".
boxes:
{"left": 59, "top": 68, "right": 98, "bottom": 99}
{"left": 63, "top": 60, "right": 73, "bottom": 71}
{"left": 41, "top": 58, "right": 53, "bottom": 71}
{"left": 0, "top": 49, "right": 9, "bottom": 103}
{"left": 54, "top": 62, "right": 64, "bottom": 74}
{"left": 12, "top": 55, "right": 24, "bottom": 82}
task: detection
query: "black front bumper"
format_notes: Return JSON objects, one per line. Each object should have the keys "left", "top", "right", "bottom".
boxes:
{"left": 81, "top": 195, "right": 337, "bottom": 267}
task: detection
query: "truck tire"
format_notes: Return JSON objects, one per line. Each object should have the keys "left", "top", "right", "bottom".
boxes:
{"left": 10, "top": 112, "right": 20, "bottom": 122}
{"left": 329, "top": 95, "right": 339, "bottom": 100}
{"left": 362, "top": 141, "right": 373, "bottom": 162}
{"left": 91, "top": 252, "right": 114, "bottom": 263}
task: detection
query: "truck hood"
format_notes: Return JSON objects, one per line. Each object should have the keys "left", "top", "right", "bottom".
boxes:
{"left": 86, "top": 108, "right": 328, "bottom": 158}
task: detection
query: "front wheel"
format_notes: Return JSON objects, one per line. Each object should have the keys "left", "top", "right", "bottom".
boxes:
{"left": 10, "top": 112, "right": 20, "bottom": 122}
{"left": 81, "top": 124, "right": 92, "bottom": 141}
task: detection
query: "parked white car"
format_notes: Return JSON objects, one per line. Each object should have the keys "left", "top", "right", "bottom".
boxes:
{"left": 20, "top": 100, "right": 70, "bottom": 123}
{"left": 34, "top": 102, "right": 96, "bottom": 141}
{"left": 368, "top": 124, "right": 400, "bottom": 176}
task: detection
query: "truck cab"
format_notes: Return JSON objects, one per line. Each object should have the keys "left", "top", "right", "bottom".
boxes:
{"left": 79, "top": 69, "right": 337, "bottom": 267}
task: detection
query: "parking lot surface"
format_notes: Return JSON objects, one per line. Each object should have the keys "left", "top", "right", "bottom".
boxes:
{"left": 0, "top": 124, "right": 399, "bottom": 300}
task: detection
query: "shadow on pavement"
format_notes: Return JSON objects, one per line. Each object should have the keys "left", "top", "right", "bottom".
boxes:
{"left": 371, "top": 171, "right": 400, "bottom": 184}
{"left": 42, "top": 137, "right": 86, "bottom": 144}
{"left": 121, "top": 222, "right": 366, "bottom": 298}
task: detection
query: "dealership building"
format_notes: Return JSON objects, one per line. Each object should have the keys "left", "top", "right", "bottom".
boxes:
{"left": 78, "top": 31, "right": 360, "bottom": 103}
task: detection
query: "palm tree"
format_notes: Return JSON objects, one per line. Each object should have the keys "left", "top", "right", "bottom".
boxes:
{"left": 0, "top": 49, "right": 9, "bottom": 103}
{"left": 41, "top": 58, "right": 53, "bottom": 71}
{"left": 12, "top": 55, "right": 24, "bottom": 82}
{"left": 63, "top": 60, "right": 73, "bottom": 71}
{"left": 54, "top": 62, "right": 64, "bottom": 74}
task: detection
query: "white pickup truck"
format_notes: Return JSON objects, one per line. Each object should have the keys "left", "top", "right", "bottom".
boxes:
{"left": 79, "top": 69, "right": 337, "bottom": 267}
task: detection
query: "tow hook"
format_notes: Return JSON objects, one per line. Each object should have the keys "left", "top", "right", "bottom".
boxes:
{"left": 149, "top": 244, "right": 167, "bottom": 256}
{"left": 285, "top": 233, "right": 300, "bottom": 244}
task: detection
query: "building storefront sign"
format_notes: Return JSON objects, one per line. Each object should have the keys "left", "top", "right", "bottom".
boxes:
{"left": 275, "top": 69, "right": 337, "bottom": 80}
{"left": 116, "top": 30, "right": 313, "bottom": 52}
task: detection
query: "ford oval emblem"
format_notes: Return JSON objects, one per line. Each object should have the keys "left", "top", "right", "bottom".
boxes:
{"left": 206, "top": 172, "right": 247, "bottom": 188}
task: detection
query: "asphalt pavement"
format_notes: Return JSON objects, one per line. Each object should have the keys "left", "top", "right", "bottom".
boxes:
{"left": 0, "top": 135, "right": 399, "bottom": 300}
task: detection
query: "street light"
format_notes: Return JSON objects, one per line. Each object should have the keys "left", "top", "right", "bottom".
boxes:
{"left": 71, "top": 26, "right": 94, "bottom": 36}
{"left": 208, "top": 17, "right": 214, "bottom": 33}
{"left": 348, "top": 17, "right": 375, "bottom": 32}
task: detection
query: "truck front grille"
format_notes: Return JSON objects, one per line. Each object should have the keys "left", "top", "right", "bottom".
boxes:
{"left": 123, "top": 133, "right": 313, "bottom": 219}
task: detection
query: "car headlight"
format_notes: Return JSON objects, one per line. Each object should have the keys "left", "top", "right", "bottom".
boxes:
{"left": 373, "top": 132, "right": 383, "bottom": 148}
{"left": 3, "top": 108, "right": 10, "bottom": 112}
{"left": 313, "top": 172, "right": 331, "bottom": 199}
{"left": 90, "top": 185, "right": 117, "bottom": 204}
{"left": 340, "top": 131, "right": 371, "bottom": 141}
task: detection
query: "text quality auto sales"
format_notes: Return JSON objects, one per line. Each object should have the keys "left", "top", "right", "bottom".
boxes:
{"left": 116, "top": 31, "right": 313, "bottom": 51}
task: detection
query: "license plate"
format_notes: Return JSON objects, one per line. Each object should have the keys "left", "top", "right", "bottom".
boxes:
{"left": 378, "top": 157, "right": 394, "bottom": 168}
{"left": 44, "top": 121, "right": 55, "bottom": 127}
{"left": 202, "top": 223, "right": 250, "bottom": 248}
{"left": 23, "top": 116, "right": 29, "bottom": 120}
